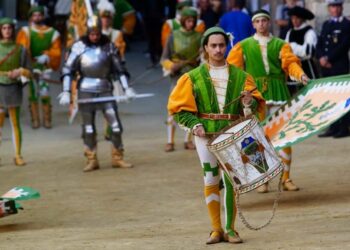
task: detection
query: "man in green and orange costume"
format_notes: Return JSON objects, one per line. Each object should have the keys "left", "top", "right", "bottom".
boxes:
{"left": 168, "top": 27, "right": 265, "bottom": 244}
{"left": 16, "top": 6, "right": 62, "bottom": 129}
{"left": 0, "top": 17, "right": 31, "bottom": 166}
{"left": 227, "top": 9, "right": 310, "bottom": 192}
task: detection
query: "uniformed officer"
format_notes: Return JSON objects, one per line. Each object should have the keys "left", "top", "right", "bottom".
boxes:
{"left": 316, "top": 0, "right": 350, "bottom": 138}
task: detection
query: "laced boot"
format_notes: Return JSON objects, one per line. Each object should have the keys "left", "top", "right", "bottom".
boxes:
{"left": 184, "top": 141, "right": 196, "bottom": 150}
{"left": 42, "top": 104, "right": 52, "bottom": 128}
{"left": 283, "top": 179, "right": 299, "bottom": 191}
{"left": 224, "top": 230, "right": 243, "bottom": 244}
{"left": 111, "top": 147, "right": 133, "bottom": 168}
{"left": 206, "top": 230, "right": 224, "bottom": 244}
{"left": 14, "top": 155, "right": 26, "bottom": 166}
{"left": 29, "top": 102, "right": 40, "bottom": 129}
{"left": 164, "top": 143, "right": 175, "bottom": 152}
{"left": 83, "top": 149, "right": 99, "bottom": 172}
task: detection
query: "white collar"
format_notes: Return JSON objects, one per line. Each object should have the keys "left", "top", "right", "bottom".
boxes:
{"left": 208, "top": 62, "right": 227, "bottom": 70}
{"left": 253, "top": 33, "right": 273, "bottom": 45}
{"left": 293, "top": 22, "right": 308, "bottom": 31}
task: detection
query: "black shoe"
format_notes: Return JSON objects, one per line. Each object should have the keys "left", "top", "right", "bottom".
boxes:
{"left": 318, "top": 129, "right": 335, "bottom": 137}
{"left": 333, "top": 130, "right": 350, "bottom": 138}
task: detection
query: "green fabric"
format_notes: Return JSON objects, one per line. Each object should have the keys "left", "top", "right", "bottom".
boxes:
{"left": 223, "top": 172, "right": 236, "bottom": 234}
{"left": 174, "top": 64, "right": 247, "bottom": 133}
{"left": 28, "top": 6, "right": 44, "bottom": 17}
{"left": 113, "top": 0, "right": 134, "bottom": 30}
{"left": 181, "top": 8, "right": 197, "bottom": 17}
{"left": 28, "top": 80, "right": 38, "bottom": 102}
{"left": 171, "top": 19, "right": 181, "bottom": 31}
{"left": 1, "top": 186, "right": 40, "bottom": 201}
{"left": 203, "top": 163, "right": 219, "bottom": 177}
{"left": 201, "top": 27, "right": 227, "bottom": 47}
{"left": 30, "top": 27, "right": 55, "bottom": 59}
{"left": 172, "top": 30, "right": 201, "bottom": 74}
{"left": 176, "top": 0, "right": 192, "bottom": 9}
{"left": 0, "top": 17, "right": 15, "bottom": 26}
{"left": 240, "top": 37, "right": 290, "bottom": 102}
{"left": 0, "top": 42, "right": 22, "bottom": 84}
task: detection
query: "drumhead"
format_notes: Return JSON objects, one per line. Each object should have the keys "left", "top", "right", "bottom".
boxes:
{"left": 211, "top": 118, "right": 252, "bottom": 144}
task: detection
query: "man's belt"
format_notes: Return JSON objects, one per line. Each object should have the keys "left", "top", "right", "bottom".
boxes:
{"left": 198, "top": 113, "right": 239, "bottom": 121}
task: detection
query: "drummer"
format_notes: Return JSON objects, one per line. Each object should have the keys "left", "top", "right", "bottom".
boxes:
{"left": 168, "top": 27, "right": 265, "bottom": 245}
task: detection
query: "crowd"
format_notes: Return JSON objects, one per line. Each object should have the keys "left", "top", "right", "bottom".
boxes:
{"left": 0, "top": 0, "right": 349, "bottom": 245}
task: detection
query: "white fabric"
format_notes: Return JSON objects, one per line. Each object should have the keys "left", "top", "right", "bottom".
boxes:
{"left": 253, "top": 33, "right": 273, "bottom": 74}
{"left": 36, "top": 54, "right": 49, "bottom": 64}
{"left": 208, "top": 63, "right": 229, "bottom": 113}
{"left": 285, "top": 23, "right": 318, "bottom": 60}
{"left": 125, "top": 88, "right": 136, "bottom": 100}
{"left": 58, "top": 92, "right": 70, "bottom": 105}
{"left": 194, "top": 136, "right": 220, "bottom": 186}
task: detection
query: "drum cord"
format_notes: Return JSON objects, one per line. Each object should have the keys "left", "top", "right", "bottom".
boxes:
{"left": 235, "top": 173, "right": 282, "bottom": 231}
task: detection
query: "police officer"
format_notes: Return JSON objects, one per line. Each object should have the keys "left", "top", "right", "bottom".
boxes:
{"left": 316, "top": 0, "right": 350, "bottom": 138}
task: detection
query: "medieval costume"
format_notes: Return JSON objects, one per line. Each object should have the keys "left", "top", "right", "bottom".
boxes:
{"left": 168, "top": 27, "right": 265, "bottom": 244}
{"left": 0, "top": 18, "right": 31, "bottom": 166}
{"left": 59, "top": 16, "right": 134, "bottom": 172}
{"left": 227, "top": 10, "right": 308, "bottom": 192}
{"left": 16, "top": 6, "right": 62, "bottom": 129}
{"left": 161, "top": 8, "right": 201, "bottom": 152}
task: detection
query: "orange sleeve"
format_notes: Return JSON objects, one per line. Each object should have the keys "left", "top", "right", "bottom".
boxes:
{"left": 161, "top": 21, "right": 172, "bottom": 48}
{"left": 280, "top": 43, "right": 305, "bottom": 81}
{"left": 195, "top": 21, "right": 206, "bottom": 34}
{"left": 44, "top": 32, "right": 62, "bottom": 71}
{"left": 243, "top": 74, "right": 266, "bottom": 121}
{"left": 226, "top": 43, "right": 244, "bottom": 69}
{"left": 168, "top": 73, "right": 198, "bottom": 115}
{"left": 122, "top": 13, "right": 136, "bottom": 35}
{"left": 114, "top": 32, "right": 126, "bottom": 60}
{"left": 16, "top": 28, "right": 30, "bottom": 51}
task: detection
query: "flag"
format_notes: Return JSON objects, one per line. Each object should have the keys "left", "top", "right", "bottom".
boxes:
{"left": 262, "top": 74, "right": 350, "bottom": 150}
{"left": 1, "top": 186, "right": 40, "bottom": 201}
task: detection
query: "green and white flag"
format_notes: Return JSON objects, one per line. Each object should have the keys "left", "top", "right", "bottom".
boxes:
{"left": 1, "top": 187, "right": 40, "bottom": 201}
{"left": 263, "top": 74, "right": 350, "bottom": 150}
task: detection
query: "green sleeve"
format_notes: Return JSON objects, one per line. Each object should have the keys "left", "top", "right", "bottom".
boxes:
{"left": 173, "top": 111, "right": 201, "bottom": 130}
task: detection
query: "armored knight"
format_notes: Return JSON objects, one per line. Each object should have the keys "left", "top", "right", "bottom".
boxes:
{"left": 58, "top": 16, "right": 135, "bottom": 172}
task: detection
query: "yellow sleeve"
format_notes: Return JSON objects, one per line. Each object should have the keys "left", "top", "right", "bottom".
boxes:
{"left": 122, "top": 13, "right": 136, "bottom": 35}
{"left": 114, "top": 32, "right": 126, "bottom": 60}
{"left": 161, "top": 21, "right": 172, "bottom": 48}
{"left": 161, "top": 59, "right": 174, "bottom": 71}
{"left": 168, "top": 73, "right": 198, "bottom": 115}
{"left": 243, "top": 74, "right": 266, "bottom": 121}
{"left": 226, "top": 43, "right": 244, "bottom": 69}
{"left": 16, "top": 28, "right": 30, "bottom": 51}
{"left": 44, "top": 33, "right": 62, "bottom": 71}
{"left": 195, "top": 21, "right": 206, "bottom": 34}
{"left": 280, "top": 43, "right": 305, "bottom": 81}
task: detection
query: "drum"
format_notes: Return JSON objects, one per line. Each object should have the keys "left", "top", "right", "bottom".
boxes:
{"left": 208, "top": 116, "right": 284, "bottom": 194}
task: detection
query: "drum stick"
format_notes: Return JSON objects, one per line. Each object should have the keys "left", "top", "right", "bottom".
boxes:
{"left": 222, "top": 87, "right": 257, "bottom": 109}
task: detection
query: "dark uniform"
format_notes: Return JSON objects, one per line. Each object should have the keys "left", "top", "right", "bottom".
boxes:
{"left": 316, "top": 16, "right": 350, "bottom": 137}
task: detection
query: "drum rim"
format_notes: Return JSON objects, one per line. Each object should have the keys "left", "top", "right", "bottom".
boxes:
{"left": 207, "top": 115, "right": 257, "bottom": 148}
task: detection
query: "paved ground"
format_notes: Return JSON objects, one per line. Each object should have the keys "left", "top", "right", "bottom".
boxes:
{"left": 0, "top": 42, "right": 349, "bottom": 250}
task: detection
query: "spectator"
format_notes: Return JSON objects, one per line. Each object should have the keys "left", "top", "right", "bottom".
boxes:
{"left": 198, "top": 0, "right": 223, "bottom": 28}
{"left": 275, "top": 0, "right": 298, "bottom": 39}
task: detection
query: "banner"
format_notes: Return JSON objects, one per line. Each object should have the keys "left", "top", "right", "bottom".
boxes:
{"left": 262, "top": 74, "right": 350, "bottom": 150}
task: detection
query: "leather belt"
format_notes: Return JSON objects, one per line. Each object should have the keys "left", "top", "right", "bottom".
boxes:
{"left": 198, "top": 113, "right": 239, "bottom": 121}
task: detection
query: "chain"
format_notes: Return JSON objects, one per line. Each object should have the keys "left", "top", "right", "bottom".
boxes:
{"left": 235, "top": 173, "right": 282, "bottom": 231}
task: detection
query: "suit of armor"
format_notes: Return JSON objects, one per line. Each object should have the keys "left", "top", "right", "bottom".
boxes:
{"left": 61, "top": 34, "right": 133, "bottom": 171}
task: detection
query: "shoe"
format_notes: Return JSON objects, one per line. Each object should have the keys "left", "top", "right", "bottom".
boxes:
{"left": 184, "top": 141, "right": 196, "bottom": 150}
{"left": 206, "top": 231, "right": 224, "bottom": 245}
{"left": 164, "top": 143, "right": 174, "bottom": 152}
{"left": 333, "top": 130, "right": 350, "bottom": 138}
{"left": 257, "top": 183, "right": 268, "bottom": 193}
{"left": 14, "top": 156, "right": 26, "bottom": 166}
{"left": 224, "top": 230, "right": 243, "bottom": 244}
{"left": 111, "top": 147, "right": 133, "bottom": 168}
{"left": 283, "top": 179, "right": 299, "bottom": 191}
{"left": 83, "top": 149, "right": 100, "bottom": 172}
{"left": 318, "top": 129, "right": 335, "bottom": 137}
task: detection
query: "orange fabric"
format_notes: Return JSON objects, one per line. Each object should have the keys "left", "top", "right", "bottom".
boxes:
{"left": 16, "top": 29, "right": 30, "bottom": 52}
{"left": 244, "top": 74, "right": 266, "bottom": 121}
{"left": 44, "top": 35, "right": 62, "bottom": 71}
{"left": 122, "top": 13, "right": 136, "bottom": 35}
{"left": 280, "top": 43, "right": 304, "bottom": 81}
{"left": 168, "top": 73, "right": 198, "bottom": 115}
{"left": 226, "top": 43, "right": 244, "bottom": 69}
{"left": 114, "top": 31, "right": 126, "bottom": 59}
{"left": 161, "top": 59, "right": 174, "bottom": 71}
{"left": 161, "top": 21, "right": 172, "bottom": 48}
{"left": 195, "top": 21, "right": 206, "bottom": 34}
